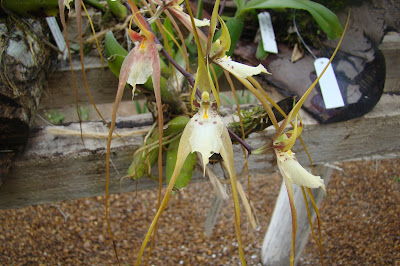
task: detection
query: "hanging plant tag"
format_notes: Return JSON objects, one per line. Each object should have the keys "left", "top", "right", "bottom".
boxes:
{"left": 46, "top": 17, "right": 68, "bottom": 60}
{"left": 314, "top": 57, "right": 345, "bottom": 109}
{"left": 258, "top": 12, "right": 278, "bottom": 54}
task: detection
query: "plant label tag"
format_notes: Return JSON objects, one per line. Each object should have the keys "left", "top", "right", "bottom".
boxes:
{"left": 258, "top": 12, "right": 278, "bottom": 54}
{"left": 314, "top": 57, "right": 344, "bottom": 109}
{"left": 46, "top": 17, "right": 68, "bottom": 60}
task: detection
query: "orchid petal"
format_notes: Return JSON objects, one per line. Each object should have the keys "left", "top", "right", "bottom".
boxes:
{"left": 119, "top": 41, "right": 156, "bottom": 96}
{"left": 210, "top": 15, "right": 231, "bottom": 58}
{"left": 194, "top": 17, "right": 211, "bottom": 27}
{"left": 215, "top": 56, "right": 269, "bottom": 79}
{"left": 207, "top": 0, "right": 221, "bottom": 54}
{"left": 276, "top": 150, "right": 326, "bottom": 192}
{"left": 188, "top": 101, "right": 224, "bottom": 174}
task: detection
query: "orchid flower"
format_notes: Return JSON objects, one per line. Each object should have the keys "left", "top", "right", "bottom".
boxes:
{"left": 263, "top": 19, "right": 349, "bottom": 261}
{"left": 204, "top": 11, "right": 283, "bottom": 131}
{"left": 118, "top": 4, "right": 160, "bottom": 99}
{"left": 267, "top": 111, "right": 326, "bottom": 266}
{"left": 272, "top": 120, "right": 326, "bottom": 192}
{"left": 209, "top": 15, "right": 269, "bottom": 79}
{"left": 135, "top": 1, "right": 247, "bottom": 264}
{"left": 105, "top": 0, "right": 164, "bottom": 263}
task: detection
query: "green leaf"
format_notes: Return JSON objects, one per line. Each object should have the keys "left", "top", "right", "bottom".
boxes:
{"left": 1, "top": 0, "right": 59, "bottom": 17}
{"left": 255, "top": 41, "right": 269, "bottom": 60}
{"left": 233, "top": 0, "right": 246, "bottom": 14}
{"left": 166, "top": 137, "right": 197, "bottom": 190}
{"left": 164, "top": 116, "right": 190, "bottom": 136}
{"left": 105, "top": 31, "right": 128, "bottom": 57}
{"left": 127, "top": 132, "right": 158, "bottom": 179}
{"left": 83, "top": 0, "right": 106, "bottom": 12}
{"left": 163, "top": 17, "right": 174, "bottom": 49}
{"left": 243, "top": 0, "right": 343, "bottom": 39}
{"left": 105, "top": 31, "right": 128, "bottom": 77}
{"left": 106, "top": 54, "right": 126, "bottom": 77}
{"left": 106, "top": 0, "right": 128, "bottom": 19}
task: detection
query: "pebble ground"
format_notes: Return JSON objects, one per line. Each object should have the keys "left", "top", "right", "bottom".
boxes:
{"left": 1, "top": 159, "right": 399, "bottom": 265}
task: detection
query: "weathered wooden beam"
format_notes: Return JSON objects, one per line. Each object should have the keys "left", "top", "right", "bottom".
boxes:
{"left": 379, "top": 32, "right": 400, "bottom": 94}
{"left": 0, "top": 95, "right": 399, "bottom": 209}
{"left": 41, "top": 57, "right": 129, "bottom": 109}
{"left": 41, "top": 57, "right": 249, "bottom": 110}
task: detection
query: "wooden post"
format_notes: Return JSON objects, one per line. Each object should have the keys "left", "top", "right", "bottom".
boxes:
{"left": 261, "top": 165, "right": 333, "bottom": 265}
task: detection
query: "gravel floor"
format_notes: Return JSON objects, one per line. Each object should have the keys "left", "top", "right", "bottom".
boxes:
{"left": 1, "top": 159, "right": 399, "bottom": 265}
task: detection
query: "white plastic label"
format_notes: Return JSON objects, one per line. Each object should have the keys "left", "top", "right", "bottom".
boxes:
{"left": 46, "top": 17, "right": 68, "bottom": 60}
{"left": 258, "top": 12, "right": 278, "bottom": 54}
{"left": 314, "top": 57, "right": 344, "bottom": 109}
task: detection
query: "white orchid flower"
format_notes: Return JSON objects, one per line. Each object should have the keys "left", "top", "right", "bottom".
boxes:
{"left": 215, "top": 55, "right": 269, "bottom": 79}
{"left": 272, "top": 114, "right": 325, "bottom": 191}
{"left": 275, "top": 149, "right": 326, "bottom": 191}
{"left": 209, "top": 15, "right": 269, "bottom": 79}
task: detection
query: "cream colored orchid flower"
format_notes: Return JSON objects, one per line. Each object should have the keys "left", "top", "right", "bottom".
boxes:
{"left": 210, "top": 16, "right": 269, "bottom": 79}
{"left": 135, "top": 90, "right": 246, "bottom": 265}
{"left": 269, "top": 114, "right": 325, "bottom": 266}
{"left": 272, "top": 113, "right": 325, "bottom": 191}
{"left": 188, "top": 92, "right": 224, "bottom": 174}
{"left": 275, "top": 149, "right": 326, "bottom": 191}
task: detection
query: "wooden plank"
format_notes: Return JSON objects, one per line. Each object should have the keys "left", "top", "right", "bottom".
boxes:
{"left": 261, "top": 165, "right": 333, "bottom": 265}
{"left": 41, "top": 57, "right": 130, "bottom": 109}
{"left": 42, "top": 57, "right": 251, "bottom": 110}
{"left": 0, "top": 95, "right": 399, "bottom": 209}
{"left": 379, "top": 32, "right": 400, "bottom": 94}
